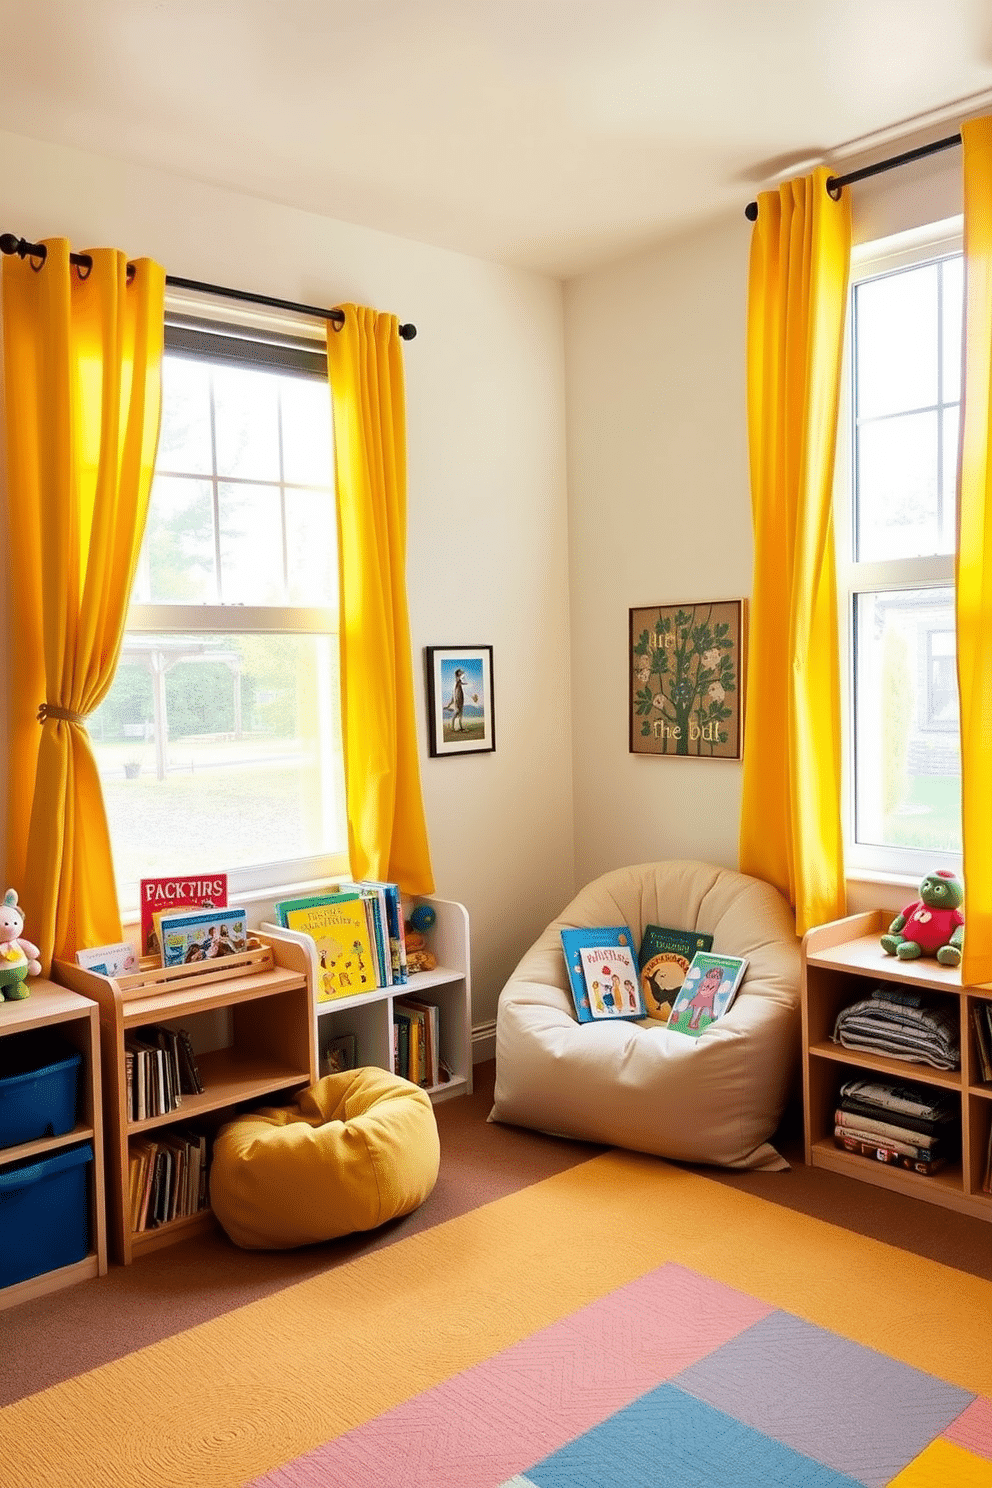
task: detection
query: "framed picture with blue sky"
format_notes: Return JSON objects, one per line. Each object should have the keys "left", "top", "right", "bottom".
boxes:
{"left": 425, "top": 645, "right": 495, "bottom": 756}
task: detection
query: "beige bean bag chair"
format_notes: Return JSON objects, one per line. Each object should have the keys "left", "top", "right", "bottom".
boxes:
{"left": 210, "top": 1066, "right": 440, "bottom": 1249}
{"left": 491, "top": 861, "right": 801, "bottom": 1170}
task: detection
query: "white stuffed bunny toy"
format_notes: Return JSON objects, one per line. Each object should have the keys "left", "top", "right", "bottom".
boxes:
{"left": 0, "top": 889, "right": 42, "bottom": 1001}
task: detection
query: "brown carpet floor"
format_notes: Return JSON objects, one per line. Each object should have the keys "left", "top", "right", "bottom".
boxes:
{"left": 3, "top": 1060, "right": 988, "bottom": 1408}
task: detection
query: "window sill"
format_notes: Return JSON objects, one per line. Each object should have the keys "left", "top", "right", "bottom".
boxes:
{"left": 845, "top": 870, "right": 926, "bottom": 918}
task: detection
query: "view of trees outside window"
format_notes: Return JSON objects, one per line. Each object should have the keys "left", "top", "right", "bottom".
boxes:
{"left": 90, "top": 344, "right": 346, "bottom": 904}
{"left": 848, "top": 251, "right": 962, "bottom": 861}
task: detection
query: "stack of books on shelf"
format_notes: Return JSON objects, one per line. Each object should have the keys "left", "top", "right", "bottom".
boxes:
{"left": 124, "top": 1025, "right": 203, "bottom": 1121}
{"left": 274, "top": 881, "right": 408, "bottom": 1002}
{"left": 128, "top": 1129, "right": 209, "bottom": 1233}
{"left": 393, "top": 996, "right": 446, "bottom": 1088}
{"left": 832, "top": 1077, "right": 958, "bottom": 1176}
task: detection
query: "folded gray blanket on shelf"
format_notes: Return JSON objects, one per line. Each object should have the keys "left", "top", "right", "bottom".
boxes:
{"left": 832, "top": 990, "right": 960, "bottom": 1070}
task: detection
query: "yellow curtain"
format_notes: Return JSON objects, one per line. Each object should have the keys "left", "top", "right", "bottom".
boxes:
{"left": 739, "top": 168, "right": 851, "bottom": 936}
{"left": 958, "top": 116, "right": 992, "bottom": 985}
{"left": 326, "top": 304, "right": 434, "bottom": 894}
{"left": 2, "top": 240, "right": 164, "bottom": 970}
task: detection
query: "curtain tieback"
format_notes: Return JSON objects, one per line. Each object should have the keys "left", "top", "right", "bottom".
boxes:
{"left": 37, "top": 703, "right": 85, "bottom": 725}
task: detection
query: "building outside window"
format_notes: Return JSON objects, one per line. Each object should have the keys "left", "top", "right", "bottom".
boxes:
{"left": 837, "top": 226, "right": 963, "bottom": 878}
{"left": 89, "top": 306, "right": 347, "bottom": 911}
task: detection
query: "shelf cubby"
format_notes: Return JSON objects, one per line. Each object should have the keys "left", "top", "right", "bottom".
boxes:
{"left": 0, "top": 980, "right": 108, "bottom": 1307}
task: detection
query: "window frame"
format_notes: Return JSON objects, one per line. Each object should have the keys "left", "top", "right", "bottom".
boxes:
{"left": 118, "top": 294, "right": 349, "bottom": 913}
{"left": 836, "top": 218, "right": 963, "bottom": 884}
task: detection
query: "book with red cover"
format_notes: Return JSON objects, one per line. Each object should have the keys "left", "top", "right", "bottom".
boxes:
{"left": 139, "top": 873, "right": 227, "bottom": 959}
{"left": 833, "top": 1130, "right": 946, "bottom": 1174}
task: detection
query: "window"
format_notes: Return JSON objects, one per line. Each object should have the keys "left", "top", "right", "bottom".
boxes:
{"left": 838, "top": 225, "right": 963, "bottom": 877}
{"left": 90, "top": 307, "right": 347, "bottom": 910}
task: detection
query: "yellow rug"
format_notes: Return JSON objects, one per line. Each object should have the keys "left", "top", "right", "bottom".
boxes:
{"left": 1, "top": 1151, "right": 989, "bottom": 1487}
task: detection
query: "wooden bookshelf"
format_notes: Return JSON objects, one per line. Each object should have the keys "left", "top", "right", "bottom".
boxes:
{"left": 0, "top": 979, "right": 108, "bottom": 1308}
{"left": 54, "top": 939, "right": 315, "bottom": 1263}
{"left": 803, "top": 911, "right": 992, "bottom": 1222}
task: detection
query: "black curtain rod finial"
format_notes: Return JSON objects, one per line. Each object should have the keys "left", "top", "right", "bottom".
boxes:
{"left": 0, "top": 233, "right": 43, "bottom": 260}
{"left": 2, "top": 235, "right": 418, "bottom": 339}
{"left": 744, "top": 129, "right": 962, "bottom": 221}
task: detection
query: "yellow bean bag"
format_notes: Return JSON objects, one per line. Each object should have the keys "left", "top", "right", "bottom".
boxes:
{"left": 210, "top": 1066, "right": 441, "bottom": 1249}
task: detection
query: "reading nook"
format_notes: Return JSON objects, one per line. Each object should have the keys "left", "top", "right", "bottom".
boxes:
{"left": 491, "top": 859, "right": 802, "bottom": 1170}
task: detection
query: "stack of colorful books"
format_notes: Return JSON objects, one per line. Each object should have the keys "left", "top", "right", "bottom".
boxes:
{"left": 833, "top": 1077, "right": 957, "bottom": 1175}
{"left": 274, "top": 881, "right": 408, "bottom": 1002}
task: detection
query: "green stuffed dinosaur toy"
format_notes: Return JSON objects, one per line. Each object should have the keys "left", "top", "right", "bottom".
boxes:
{"left": 880, "top": 869, "right": 964, "bottom": 966}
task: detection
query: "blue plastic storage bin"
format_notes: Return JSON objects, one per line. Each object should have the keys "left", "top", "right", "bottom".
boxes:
{"left": 0, "top": 1031, "right": 82, "bottom": 1148}
{"left": 0, "top": 1142, "right": 92, "bottom": 1287}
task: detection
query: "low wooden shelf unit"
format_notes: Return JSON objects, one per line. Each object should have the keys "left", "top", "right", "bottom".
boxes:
{"left": 803, "top": 910, "right": 992, "bottom": 1222}
{"left": 55, "top": 935, "right": 315, "bottom": 1263}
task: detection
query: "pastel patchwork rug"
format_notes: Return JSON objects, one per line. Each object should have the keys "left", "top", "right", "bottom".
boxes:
{"left": 1, "top": 1150, "right": 989, "bottom": 1487}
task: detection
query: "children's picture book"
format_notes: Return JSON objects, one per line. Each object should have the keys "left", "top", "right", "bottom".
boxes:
{"left": 667, "top": 951, "right": 748, "bottom": 1038}
{"left": 139, "top": 873, "right": 227, "bottom": 960}
{"left": 75, "top": 941, "right": 140, "bottom": 977}
{"left": 274, "top": 889, "right": 353, "bottom": 927}
{"left": 394, "top": 1009, "right": 413, "bottom": 1081}
{"left": 637, "top": 924, "right": 714, "bottom": 1022}
{"left": 560, "top": 927, "right": 644, "bottom": 1023}
{"left": 283, "top": 896, "right": 378, "bottom": 1001}
{"left": 321, "top": 1032, "right": 358, "bottom": 1076}
{"left": 156, "top": 906, "right": 248, "bottom": 967}
{"left": 337, "top": 882, "right": 392, "bottom": 986}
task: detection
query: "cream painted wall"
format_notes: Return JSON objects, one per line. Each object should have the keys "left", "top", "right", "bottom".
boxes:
{"left": 563, "top": 214, "right": 752, "bottom": 888}
{"left": 563, "top": 141, "right": 965, "bottom": 908}
{"left": 0, "top": 128, "right": 574, "bottom": 1032}
{"left": 0, "top": 126, "right": 971, "bottom": 1031}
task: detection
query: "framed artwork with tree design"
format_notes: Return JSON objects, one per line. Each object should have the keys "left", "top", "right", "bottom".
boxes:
{"left": 629, "top": 600, "right": 744, "bottom": 758}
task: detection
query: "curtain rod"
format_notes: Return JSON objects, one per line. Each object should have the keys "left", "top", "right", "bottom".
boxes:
{"left": 0, "top": 234, "right": 417, "bottom": 340}
{"left": 744, "top": 131, "right": 962, "bottom": 222}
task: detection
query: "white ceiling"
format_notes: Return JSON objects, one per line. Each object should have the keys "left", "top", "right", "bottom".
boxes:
{"left": 2, "top": 1, "right": 992, "bottom": 278}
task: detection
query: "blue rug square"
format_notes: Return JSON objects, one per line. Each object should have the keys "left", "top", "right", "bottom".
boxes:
{"left": 518, "top": 1383, "right": 864, "bottom": 1488}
